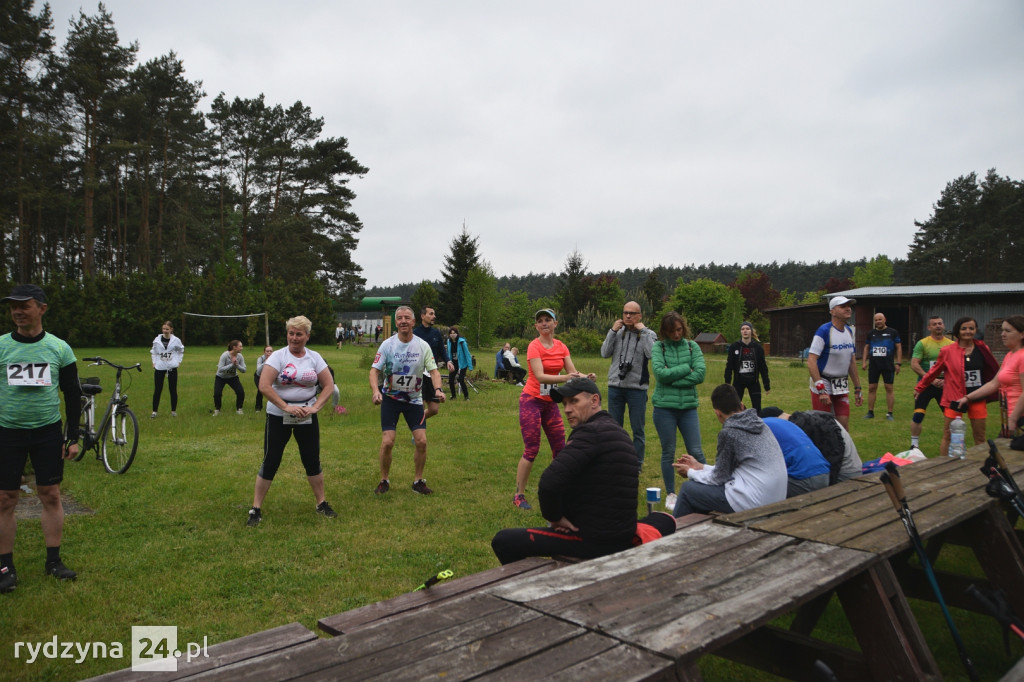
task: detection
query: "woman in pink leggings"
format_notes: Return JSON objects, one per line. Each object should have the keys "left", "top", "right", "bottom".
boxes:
{"left": 514, "top": 308, "right": 594, "bottom": 510}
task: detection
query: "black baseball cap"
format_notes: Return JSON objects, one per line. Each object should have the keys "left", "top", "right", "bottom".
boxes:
{"left": 549, "top": 377, "right": 601, "bottom": 403}
{"left": 2, "top": 284, "right": 46, "bottom": 304}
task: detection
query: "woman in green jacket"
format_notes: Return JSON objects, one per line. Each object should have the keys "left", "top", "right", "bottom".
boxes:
{"left": 652, "top": 311, "right": 706, "bottom": 511}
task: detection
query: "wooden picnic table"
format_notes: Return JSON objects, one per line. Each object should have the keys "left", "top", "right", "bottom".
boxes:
{"left": 717, "top": 438, "right": 1024, "bottom": 619}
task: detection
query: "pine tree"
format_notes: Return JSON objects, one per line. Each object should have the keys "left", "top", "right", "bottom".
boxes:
{"left": 438, "top": 225, "right": 479, "bottom": 324}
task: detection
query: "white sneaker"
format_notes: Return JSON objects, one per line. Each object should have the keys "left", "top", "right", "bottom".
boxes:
{"left": 150, "top": 412, "right": 157, "bottom": 419}
{"left": 171, "top": 411, "right": 177, "bottom": 417}
{"left": 665, "top": 493, "right": 677, "bottom": 511}
{"left": 237, "top": 408, "right": 245, "bottom": 415}
{"left": 212, "top": 410, "right": 220, "bottom": 416}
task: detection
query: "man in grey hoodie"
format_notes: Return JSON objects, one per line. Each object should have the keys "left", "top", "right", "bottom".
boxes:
{"left": 600, "top": 300, "right": 657, "bottom": 467}
{"left": 671, "top": 384, "right": 787, "bottom": 517}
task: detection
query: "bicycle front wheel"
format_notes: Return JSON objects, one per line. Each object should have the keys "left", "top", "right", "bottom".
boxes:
{"left": 101, "top": 406, "right": 139, "bottom": 474}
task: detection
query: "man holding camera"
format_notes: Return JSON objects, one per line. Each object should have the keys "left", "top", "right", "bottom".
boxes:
{"left": 600, "top": 301, "right": 657, "bottom": 468}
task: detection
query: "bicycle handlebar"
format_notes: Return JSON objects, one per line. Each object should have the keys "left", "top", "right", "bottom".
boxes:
{"left": 82, "top": 357, "right": 142, "bottom": 372}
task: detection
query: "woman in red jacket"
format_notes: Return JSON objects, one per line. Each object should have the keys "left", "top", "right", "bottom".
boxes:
{"left": 915, "top": 317, "right": 999, "bottom": 456}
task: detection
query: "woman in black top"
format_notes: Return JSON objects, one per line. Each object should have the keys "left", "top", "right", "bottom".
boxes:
{"left": 724, "top": 321, "right": 770, "bottom": 412}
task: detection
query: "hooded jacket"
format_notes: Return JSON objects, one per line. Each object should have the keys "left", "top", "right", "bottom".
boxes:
{"left": 686, "top": 408, "right": 787, "bottom": 512}
{"left": 538, "top": 410, "right": 638, "bottom": 544}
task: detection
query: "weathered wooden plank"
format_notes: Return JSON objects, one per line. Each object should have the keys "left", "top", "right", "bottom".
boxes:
{"left": 488, "top": 523, "right": 756, "bottom": 603}
{"left": 315, "top": 612, "right": 586, "bottom": 681}
{"left": 83, "top": 622, "right": 317, "bottom": 682}
{"left": 194, "top": 594, "right": 530, "bottom": 681}
{"left": 478, "top": 632, "right": 676, "bottom": 682}
{"left": 594, "top": 542, "right": 874, "bottom": 659}
{"left": 317, "top": 556, "right": 559, "bottom": 635}
{"left": 527, "top": 533, "right": 798, "bottom": 624}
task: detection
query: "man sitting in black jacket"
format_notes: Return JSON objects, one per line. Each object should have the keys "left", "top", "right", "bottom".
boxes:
{"left": 491, "top": 377, "right": 639, "bottom": 564}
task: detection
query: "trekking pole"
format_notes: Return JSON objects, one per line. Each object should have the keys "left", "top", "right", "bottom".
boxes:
{"left": 966, "top": 584, "right": 1024, "bottom": 653}
{"left": 980, "top": 439, "right": 1024, "bottom": 519}
{"left": 413, "top": 569, "right": 453, "bottom": 591}
{"left": 880, "top": 462, "right": 980, "bottom": 682}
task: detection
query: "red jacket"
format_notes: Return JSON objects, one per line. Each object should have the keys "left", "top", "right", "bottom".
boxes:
{"left": 916, "top": 340, "right": 999, "bottom": 408}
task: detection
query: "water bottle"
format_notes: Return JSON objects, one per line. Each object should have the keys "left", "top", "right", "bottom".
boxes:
{"left": 949, "top": 415, "right": 967, "bottom": 459}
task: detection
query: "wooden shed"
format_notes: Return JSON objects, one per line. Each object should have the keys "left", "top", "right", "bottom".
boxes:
{"left": 694, "top": 332, "right": 727, "bottom": 354}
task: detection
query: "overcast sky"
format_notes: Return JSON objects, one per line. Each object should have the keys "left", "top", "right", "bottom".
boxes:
{"left": 48, "top": 1, "right": 1024, "bottom": 288}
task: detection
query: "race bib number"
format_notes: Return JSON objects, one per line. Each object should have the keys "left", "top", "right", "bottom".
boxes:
{"left": 740, "top": 360, "right": 755, "bottom": 374}
{"left": 389, "top": 374, "right": 421, "bottom": 393}
{"left": 7, "top": 362, "right": 52, "bottom": 386}
{"left": 828, "top": 376, "right": 849, "bottom": 395}
{"left": 872, "top": 346, "right": 887, "bottom": 357}
{"left": 540, "top": 383, "right": 555, "bottom": 397}
{"left": 964, "top": 369, "right": 982, "bottom": 389}
{"left": 283, "top": 412, "right": 312, "bottom": 425}
{"left": 159, "top": 352, "right": 173, "bottom": 361}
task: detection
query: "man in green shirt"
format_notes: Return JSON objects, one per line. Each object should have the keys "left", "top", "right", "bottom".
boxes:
{"left": 909, "top": 316, "right": 954, "bottom": 450}
{"left": 0, "top": 284, "right": 82, "bottom": 593}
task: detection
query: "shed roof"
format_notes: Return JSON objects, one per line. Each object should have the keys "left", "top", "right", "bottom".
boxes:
{"left": 825, "top": 283, "right": 1024, "bottom": 299}
{"left": 695, "top": 332, "right": 726, "bottom": 342}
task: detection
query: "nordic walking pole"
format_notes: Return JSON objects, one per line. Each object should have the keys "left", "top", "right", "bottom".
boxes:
{"left": 413, "top": 569, "right": 453, "bottom": 592}
{"left": 980, "top": 439, "right": 1024, "bottom": 518}
{"left": 881, "top": 463, "right": 980, "bottom": 682}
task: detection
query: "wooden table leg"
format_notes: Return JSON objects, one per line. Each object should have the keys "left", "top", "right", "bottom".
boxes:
{"left": 964, "top": 503, "right": 1024, "bottom": 617}
{"left": 836, "top": 561, "right": 940, "bottom": 681}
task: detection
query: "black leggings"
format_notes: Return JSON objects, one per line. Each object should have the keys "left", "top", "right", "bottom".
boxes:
{"left": 153, "top": 368, "right": 178, "bottom": 412}
{"left": 259, "top": 414, "right": 321, "bottom": 480}
{"left": 253, "top": 373, "right": 264, "bottom": 411}
{"left": 214, "top": 375, "right": 245, "bottom": 410}
{"left": 449, "top": 361, "right": 468, "bottom": 399}
{"left": 733, "top": 382, "right": 762, "bottom": 412}
{"left": 490, "top": 527, "right": 631, "bottom": 565}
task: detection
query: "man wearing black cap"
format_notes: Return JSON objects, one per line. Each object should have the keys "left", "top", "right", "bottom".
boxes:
{"left": 0, "top": 285, "right": 82, "bottom": 592}
{"left": 491, "top": 377, "right": 640, "bottom": 564}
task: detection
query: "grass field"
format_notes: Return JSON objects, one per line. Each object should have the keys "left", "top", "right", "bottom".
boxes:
{"left": 0, "top": 343, "right": 1018, "bottom": 680}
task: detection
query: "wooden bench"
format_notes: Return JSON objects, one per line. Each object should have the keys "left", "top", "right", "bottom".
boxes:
{"left": 82, "top": 622, "right": 317, "bottom": 681}
{"left": 317, "top": 556, "right": 562, "bottom": 636}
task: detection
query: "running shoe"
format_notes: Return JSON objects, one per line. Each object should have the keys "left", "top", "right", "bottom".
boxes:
{"left": 513, "top": 494, "right": 532, "bottom": 510}
{"left": 374, "top": 479, "right": 390, "bottom": 495}
{"left": 316, "top": 501, "right": 338, "bottom": 518}
{"left": 665, "top": 493, "right": 677, "bottom": 511}
{"left": 412, "top": 479, "right": 433, "bottom": 495}
{"left": 212, "top": 410, "right": 220, "bottom": 416}
{"left": 150, "top": 412, "right": 157, "bottom": 419}
{"left": 237, "top": 408, "right": 245, "bottom": 415}
{"left": 45, "top": 560, "right": 77, "bottom": 581}
{"left": 0, "top": 566, "right": 16, "bottom": 593}
{"left": 864, "top": 411, "right": 874, "bottom": 419}
{"left": 247, "top": 507, "right": 262, "bottom": 527}
{"left": 171, "top": 411, "right": 178, "bottom": 417}
{"left": 886, "top": 413, "right": 894, "bottom": 421}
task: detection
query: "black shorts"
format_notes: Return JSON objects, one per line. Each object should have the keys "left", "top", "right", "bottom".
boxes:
{"left": 0, "top": 422, "right": 65, "bottom": 489}
{"left": 868, "top": 363, "right": 895, "bottom": 385}
{"left": 423, "top": 372, "right": 442, "bottom": 402}
{"left": 914, "top": 385, "right": 943, "bottom": 412}
{"left": 380, "top": 398, "right": 426, "bottom": 432}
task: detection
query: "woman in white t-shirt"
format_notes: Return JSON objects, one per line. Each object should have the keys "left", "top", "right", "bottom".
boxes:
{"left": 150, "top": 320, "right": 184, "bottom": 418}
{"left": 246, "top": 316, "right": 337, "bottom": 527}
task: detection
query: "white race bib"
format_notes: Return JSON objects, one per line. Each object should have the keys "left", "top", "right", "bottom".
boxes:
{"left": 872, "top": 346, "right": 887, "bottom": 357}
{"left": 965, "top": 369, "right": 982, "bottom": 389}
{"left": 283, "top": 412, "right": 312, "bottom": 425}
{"left": 740, "top": 360, "right": 755, "bottom": 374}
{"left": 539, "top": 382, "right": 554, "bottom": 397}
{"left": 389, "top": 374, "right": 421, "bottom": 393}
{"left": 828, "top": 376, "right": 849, "bottom": 395}
{"left": 6, "top": 362, "right": 52, "bottom": 386}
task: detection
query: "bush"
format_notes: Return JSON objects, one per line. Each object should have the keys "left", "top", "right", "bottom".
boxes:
{"left": 558, "top": 328, "right": 604, "bottom": 354}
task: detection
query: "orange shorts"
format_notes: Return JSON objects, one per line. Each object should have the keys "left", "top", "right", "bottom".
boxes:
{"left": 944, "top": 402, "right": 987, "bottom": 421}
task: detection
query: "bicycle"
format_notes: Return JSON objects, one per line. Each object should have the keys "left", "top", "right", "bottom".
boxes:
{"left": 75, "top": 356, "right": 142, "bottom": 474}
